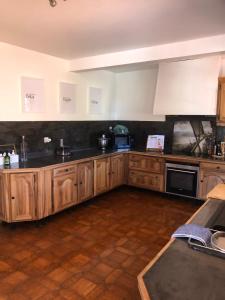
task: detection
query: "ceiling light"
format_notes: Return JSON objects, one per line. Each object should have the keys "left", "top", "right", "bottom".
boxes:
{"left": 49, "top": 0, "right": 67, "bottom": 7}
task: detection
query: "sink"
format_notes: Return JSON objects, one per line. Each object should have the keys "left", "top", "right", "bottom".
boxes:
{"left": 206, "top": 202, "right": 225, "bottom": 231}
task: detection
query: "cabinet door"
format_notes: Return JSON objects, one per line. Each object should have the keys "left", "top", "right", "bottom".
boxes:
{"left": 128, "top": 170, "right": 164, "bottom": 192}
{"left": 78, "top": 161, "right": 94, "bottom": 203}
{"left": 217, "top": 78, "right": 225, "bottom": 123}
{"left": 10, "top": 173, "right": 36, "bottom": 222}
{"left": 0, "top": 174, "right": 6, "bottom": 221}
{"left": 110, "top": 154, "right": 125, "bottom": 189}
{"left": 199, "top": 171, "right": 225, "bottom": 200}
{"left": 53, "top": 171, "right": 78, "bottom": 213}
{"left": 94, "top": 157, "right": 110, "bottom": 195}
{"left": 129, "top": 154, "right": 164, "bottom": 174}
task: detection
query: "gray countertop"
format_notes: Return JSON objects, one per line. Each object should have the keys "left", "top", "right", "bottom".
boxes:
{"left": 143, "top": 200, "right": 225, "bottom": 300}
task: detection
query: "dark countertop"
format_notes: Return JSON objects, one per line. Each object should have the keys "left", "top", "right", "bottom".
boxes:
{"left": 0, "top": 147, "right": 225, "bottom": 170}
{"left": 0, "top": 148, "right": 127, "bottom": 170}
{"left": 141, "top": 199, "right": 225, "bottom": 300}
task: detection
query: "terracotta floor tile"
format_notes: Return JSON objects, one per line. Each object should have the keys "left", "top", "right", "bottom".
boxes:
{"left": 72, "top": 278, "right": 96, "bottom": 297}
{"left": 47, "top": 267, "right": 72, "bottom": 283}
{"left": 3, "top": 271, "right": 28, "bottom": 286}
{"left": 0, "top": 187, "right": 200, "bottom": 300}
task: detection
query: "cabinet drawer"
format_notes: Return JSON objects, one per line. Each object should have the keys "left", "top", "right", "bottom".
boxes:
{"left": 200, "top": 162, "right": 225, "bottom": 173}
{"left": 53, "top": 165, "right": 76, "bottom": 177}
{"left": 129, "top": 154, "right": 164, "bottom": 174}
{"left": 128, "top": 170, "right": 164, "bottom": 192}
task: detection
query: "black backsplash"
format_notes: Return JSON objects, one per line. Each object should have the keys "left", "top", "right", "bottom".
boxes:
{"left": 0, "top": 116, "right": 223, "bottom": 156}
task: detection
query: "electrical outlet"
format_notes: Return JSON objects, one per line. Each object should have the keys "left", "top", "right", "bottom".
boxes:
{"left": 44, "top": 137, "right": 52, "bottom": 143}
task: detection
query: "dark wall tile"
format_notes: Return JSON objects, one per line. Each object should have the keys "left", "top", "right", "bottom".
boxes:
{"left": 0, "top": 116, "right": 220, "bottom": 155}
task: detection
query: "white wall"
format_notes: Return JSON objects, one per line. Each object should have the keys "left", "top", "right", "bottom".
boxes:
{"left": 153, "top": 56, "right": 221, "bottom": 115}
{"left": 0, "top": 42, "right": 115, "bottom": 121}
{"left": 70, "top": 34, "right": 225, "bottom": 71}
{"left": 113, "top": 67, "right": 165, "bottom": 121}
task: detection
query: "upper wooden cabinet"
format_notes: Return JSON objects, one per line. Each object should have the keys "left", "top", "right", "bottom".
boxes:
{"left": 10, "top": 172, "right": 37, "bottom": 222}
{"left": 217, "top": 77, "right": 225, "bottom": 124}
{"left": 78, "top": 161, "right": 94, "bottom": 203}
{"left": 94, "top": 157, "right": 111, "bottom": 195}
{"left": 110, "top": 154, "right": 125, "bottom": 189}
{"left": 53, "top": 165, "right": 78, "bottom": 213}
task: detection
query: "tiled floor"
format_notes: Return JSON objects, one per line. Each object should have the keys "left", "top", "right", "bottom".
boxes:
{"left": 0, "top": 186, "right": 201, "bottom": 300}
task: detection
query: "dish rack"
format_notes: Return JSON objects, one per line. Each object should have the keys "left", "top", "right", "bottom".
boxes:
{"left": 188, "top": 229, "right": 225, "bottom": 259}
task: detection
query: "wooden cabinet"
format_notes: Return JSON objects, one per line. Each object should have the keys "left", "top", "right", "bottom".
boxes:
{"left": 0, "top": 174, "right": 6, "bottom": 221}
{"left": 128, "top": 170, "right": 164, "bottom": 192}
{"left": 129, "top": 154, "right": 164, "bottom": 173}
{"left": 77, "top": 161, "right": 94, "bottom": 202}
{"left": 94, "top": 157, "right": 111, "bottom": 195}
{"left": 128, "top": 154, "right": 165, "bottom": 192}
{"left": 53, "top": 165, "right": 78, "bottom": 213}
{"left": 110, "top": 154, "right": 125, "bottom": 189}
{"left": 199, "top": 162, "right": 225, "bottom": 200}
{"left": 10, "top": 173, "right": 36, "bottom": 222}
{"left": 94, "top": 154, "right": 126, "bottom": 195}
{"left": 217, "top": 77, "right": 225, "bottom": 124}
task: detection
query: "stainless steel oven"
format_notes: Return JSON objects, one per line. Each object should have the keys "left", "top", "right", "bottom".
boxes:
{"left": 165, "top": 162, "right": 199, "bottom": 198}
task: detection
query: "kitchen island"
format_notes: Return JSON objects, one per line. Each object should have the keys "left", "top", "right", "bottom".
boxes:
{"left": 138, "top": 198, "right": 225, "bottom": 300}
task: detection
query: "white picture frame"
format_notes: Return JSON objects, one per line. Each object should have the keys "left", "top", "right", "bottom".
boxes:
{"left": 146, "top": 135, "right": 165, "bottom": 152}
{"left": 21, "top": 77, "right": 44, "bottom": 113}
{"left": 59, "top": 82, "right": 76, "bottom": 114}
{"left": 88, "top": 86, "right": 102, "bottom": 114}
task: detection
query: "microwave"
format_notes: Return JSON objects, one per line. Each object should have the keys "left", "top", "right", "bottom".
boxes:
{"left": 112, "top": 134, "right": 134, "bottom": 149}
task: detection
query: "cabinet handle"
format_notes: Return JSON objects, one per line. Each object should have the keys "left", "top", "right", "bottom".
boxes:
{"left": 74, "top": 183, "right": 77, "bottom": 186}
{"left": 217, "top": 166, "right": 220, "bottom": 170}
{"left": 11, "top": 196, "right": 15, "bottom": 200}
{"left": 200, "top": 180, "right": 203, "bottom": 183}
{"left": 80, "top": 182, "right": 83, "bottom": 185}
{"left": 65, "top": 169, "right": 69, "bottom": 172}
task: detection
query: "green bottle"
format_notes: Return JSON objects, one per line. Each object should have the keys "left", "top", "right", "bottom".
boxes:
{"left": 3, "top": 151, "right": 10, "bottom": 166}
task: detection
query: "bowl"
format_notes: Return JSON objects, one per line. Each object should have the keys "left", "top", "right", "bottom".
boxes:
{"left": 211, "top": 231, "right": 225, "bottom": 253}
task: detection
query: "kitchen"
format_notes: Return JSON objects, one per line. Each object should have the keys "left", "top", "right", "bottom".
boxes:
{"left": 0, "top": 1, "right": 225, "bottom": 299}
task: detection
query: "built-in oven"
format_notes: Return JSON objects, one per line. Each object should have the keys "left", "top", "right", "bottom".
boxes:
{"left": 165, "top": 162, "right": 199, "bottom": 198}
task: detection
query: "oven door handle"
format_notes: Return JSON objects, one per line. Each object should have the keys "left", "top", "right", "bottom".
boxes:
{"left": 167, "top": 168, "right": 197, "bottom": 174}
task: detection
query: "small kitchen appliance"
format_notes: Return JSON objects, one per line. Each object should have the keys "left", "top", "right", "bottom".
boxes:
{"left": 98, "top": 134, "right": 109, "bottom": 152}
{"left": 109, "top": 125, "right": 134, "bottom": 149}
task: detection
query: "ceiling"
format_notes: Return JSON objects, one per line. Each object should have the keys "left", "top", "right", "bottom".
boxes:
{"left": 0, "top": 0, "right": 225, "bottom": 60}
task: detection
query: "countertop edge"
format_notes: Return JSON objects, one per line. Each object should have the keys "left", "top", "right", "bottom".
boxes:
{"left": 137, "top": 199, "right": 210, "bottom": 300}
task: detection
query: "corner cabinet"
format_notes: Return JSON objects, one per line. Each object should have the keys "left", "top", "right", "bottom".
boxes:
{"left": 217, "top": 77, "right": 225, "bottom": 124}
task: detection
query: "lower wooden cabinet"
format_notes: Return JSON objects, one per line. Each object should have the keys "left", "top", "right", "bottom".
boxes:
{"left": 78, "top": 161, "right": 94, "bottom": 202}
{"left": 53, "top": 167, "right": 78, "bottom": 213}
{"left": 94, "top": 157, "right": 111, "bottom": 195}
{"left": 0, "top": 174, "right": 6, "bottom": 221}
{"left": 94, "top": 154, "right": 125, "bottom": 195}
{"left": 199, "top": 163, "right": 225, "bottom": 199}
{"left": 128, "top": 155, "right": 165, "bottom": 192}
{"left": 110, "top": 154, "right": 125, "bottom": 189}
{"left": 10, "top": 173, "right": 37, "bottom": 222}
{"left": 128, "top": 170, "right": 164, "bottom": 192}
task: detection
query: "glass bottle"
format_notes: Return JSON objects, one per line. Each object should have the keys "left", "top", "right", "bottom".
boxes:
{"left": 20, "top": 135, "right": 28, "bottom": 162}
{"left": 3, "top": 151, "right": 10, "bottom": 166}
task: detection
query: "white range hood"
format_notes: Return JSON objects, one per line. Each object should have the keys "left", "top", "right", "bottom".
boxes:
{"left": 153, "top": 56, "right": 221, "bottom": 115}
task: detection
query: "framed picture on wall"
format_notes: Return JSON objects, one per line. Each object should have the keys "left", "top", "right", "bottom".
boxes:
{"left": 59, "top": 82, "right": 76, "bottom": 114}
{"left": 21, "top": 77, "right": 44, "bottom": 113}
{"left": 88, "top": 86, "right": 103, "bottom": 114}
